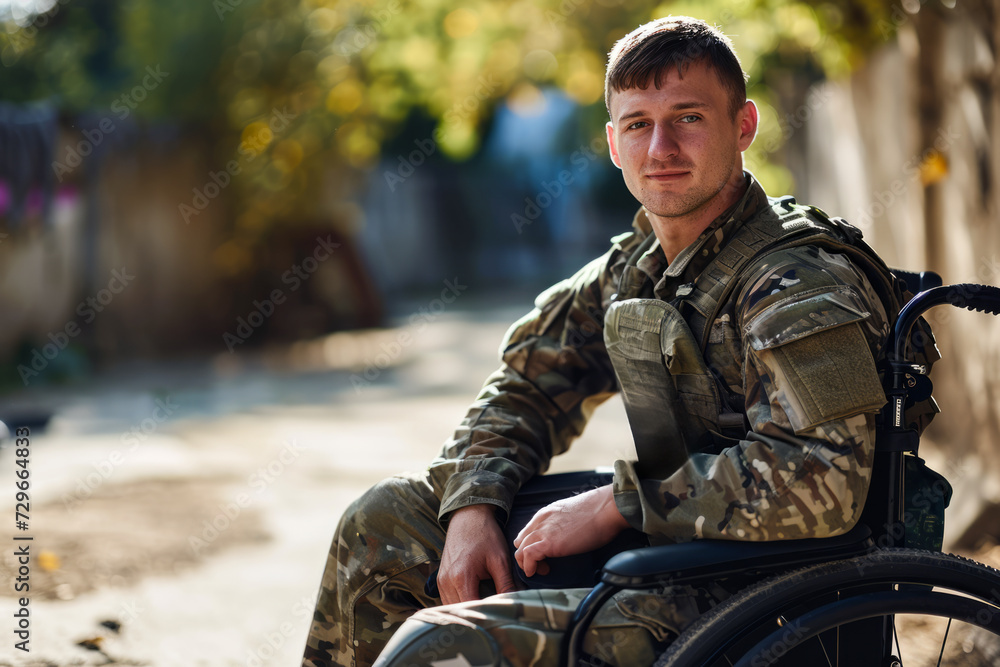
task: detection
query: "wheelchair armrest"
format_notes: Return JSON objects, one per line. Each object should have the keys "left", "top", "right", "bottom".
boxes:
{"left": 600, "top": 522, "right": 874, "bottom": 588}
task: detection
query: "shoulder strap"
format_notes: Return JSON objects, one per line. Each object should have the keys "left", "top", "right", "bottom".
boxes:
{"left": 682, "top": 197, "right": 902, "bottom": 352}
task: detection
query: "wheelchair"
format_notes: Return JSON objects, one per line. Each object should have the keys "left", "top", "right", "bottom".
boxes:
{"left": 547, "top": 272, "right": 1000, "bottom": 666}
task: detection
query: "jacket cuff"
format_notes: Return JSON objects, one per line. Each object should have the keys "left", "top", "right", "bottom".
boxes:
{"left": 612, "top": 459, "right": 646, "bottom": 533}
{"left": 438, "top": 469, "right": 517, "bottom": 527}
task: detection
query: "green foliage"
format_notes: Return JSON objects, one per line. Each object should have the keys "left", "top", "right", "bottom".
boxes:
{"left": 0, "top": 0, "right": 917, "bottom": 256}
{"left": 0, "top": 0, "right": 227, "bottom": 118}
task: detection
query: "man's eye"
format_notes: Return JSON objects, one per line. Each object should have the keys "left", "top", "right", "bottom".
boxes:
{"left": 679, "top": 115, "right": 701, "bottom": 123}
{"left": 626, "top": 121, "right": 648, "bottom": 130}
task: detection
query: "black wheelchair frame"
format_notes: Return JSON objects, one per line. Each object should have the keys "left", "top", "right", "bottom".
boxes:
{"left": 557, "top": 272, "right": 1000, "bottom": 666}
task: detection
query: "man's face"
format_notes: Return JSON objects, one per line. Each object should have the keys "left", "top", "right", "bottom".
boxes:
{"left": 606, "top": 60, "right": 756, "bottom": 223}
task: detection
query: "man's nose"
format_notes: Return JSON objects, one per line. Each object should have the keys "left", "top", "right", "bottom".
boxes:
{"left": 648, "top": 124, "right": 679, "bottom": 160}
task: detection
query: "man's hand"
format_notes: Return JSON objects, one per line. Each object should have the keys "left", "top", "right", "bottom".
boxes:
{"left": 513, "top": 484, "right": 629, "bottom": 578}
{"left": 438, "top": 504, "right": 518, "bottom": 605}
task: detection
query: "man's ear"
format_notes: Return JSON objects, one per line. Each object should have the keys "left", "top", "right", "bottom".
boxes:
{"left": 606, "top": 121, "right": 622, "bottom": 169}
{"left": 738, "top": 100, "right": 758, "bottom": 152}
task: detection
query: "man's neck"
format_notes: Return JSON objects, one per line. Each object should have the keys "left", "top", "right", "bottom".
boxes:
{"left": 648, "top": 171, "right": 749, "bottom": 264}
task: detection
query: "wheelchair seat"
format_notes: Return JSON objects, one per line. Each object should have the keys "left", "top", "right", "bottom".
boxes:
{"left": 600, "top": 521, "right": 874, "bottom": 588}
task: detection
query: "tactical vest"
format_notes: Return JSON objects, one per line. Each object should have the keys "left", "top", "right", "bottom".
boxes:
{"left": 604, "top": 196, "right": 911, "bottom": 479}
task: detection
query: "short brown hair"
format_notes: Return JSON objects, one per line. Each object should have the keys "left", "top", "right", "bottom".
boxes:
{"left": 605, "top": 16, "right": 748, "bottom": 119}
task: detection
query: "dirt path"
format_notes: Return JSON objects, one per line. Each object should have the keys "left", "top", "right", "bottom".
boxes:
{"left": 0, "top": 305, "right": 630, "bottom": 666}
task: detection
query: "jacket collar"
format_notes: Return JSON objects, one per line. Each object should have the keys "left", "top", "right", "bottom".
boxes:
{"left": 630, "top": 172, "right": 768, "bottom": 292}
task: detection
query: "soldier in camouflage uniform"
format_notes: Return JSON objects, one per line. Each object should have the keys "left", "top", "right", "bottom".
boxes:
{"left": 304, "top": 17, "right": 905, "bottom": 667}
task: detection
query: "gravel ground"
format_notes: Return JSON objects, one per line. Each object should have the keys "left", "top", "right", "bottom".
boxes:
{"left": 0, "top": 304, "right": 631, "bottom": 666}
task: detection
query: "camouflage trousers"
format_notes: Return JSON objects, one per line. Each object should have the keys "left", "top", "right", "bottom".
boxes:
{"left": 302, "top": 471, "right": 730, "bottom": 667}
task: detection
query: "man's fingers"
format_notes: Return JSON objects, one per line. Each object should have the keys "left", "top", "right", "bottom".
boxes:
{"left": 438, "top": 578, "right": 458, "bottom": 605}
{"left": 438, "top": 583, "right": 454, "bottom": 606}
{"left": 490, "top": 559, "right": 518, "bottom": 595}
{"left": 515, "top": 506, "right": 554, "bottom": 548}
{"left": 457, "top": 578, "right": 480, "bottom": 602}
{"left": 523, "top": 550, "right": 550, "bottom": 577}
{"left": 448, "top": 582, "right": 479, "bottom": 604}
{"left": 439, "top": 569, "right": 482, "bottom": 605}
{"left": 513, "top": 529, "right": 540, "bottom": 571}
{"left": 519, "top": 541, "right": 546, "bottom": 577}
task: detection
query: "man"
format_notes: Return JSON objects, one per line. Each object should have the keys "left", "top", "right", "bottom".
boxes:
{"left": 305, "top": 16, "right": 899, "bottom": 667}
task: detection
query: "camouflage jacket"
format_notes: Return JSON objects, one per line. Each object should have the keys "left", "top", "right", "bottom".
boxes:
{"left": 429, "top": 173, "right": 892, "bottom": 543}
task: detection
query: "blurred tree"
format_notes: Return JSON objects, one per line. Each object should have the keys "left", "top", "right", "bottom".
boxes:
{"left": 0, "top": 0, "right": 926, "bottom": 278}
{"left": 0, "top": 0, "right": 226, "bottom": 119}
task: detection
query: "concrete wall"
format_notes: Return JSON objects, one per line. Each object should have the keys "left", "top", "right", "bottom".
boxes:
{"left": 0, "top": 134, "right": 231, "bottom": 378}
{"left": 791, "top": 8, "right": 1000, "bottom": 546}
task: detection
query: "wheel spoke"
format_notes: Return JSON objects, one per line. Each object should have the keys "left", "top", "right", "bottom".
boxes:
{"left": 816, "top": 632, "right": 833, "bottom": 667}
{"left": 656, "top": 551, "right": 1000, "bottom": 667}
{"left": 935, "top": 618, "right": 952, "bottom": 667}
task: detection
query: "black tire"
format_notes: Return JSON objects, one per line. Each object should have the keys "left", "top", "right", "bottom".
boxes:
{"left": 656, "top": 549, "right": 1000, "bottom": 667}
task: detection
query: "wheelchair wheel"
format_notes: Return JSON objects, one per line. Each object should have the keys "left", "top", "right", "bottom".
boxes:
{"left": 656, "top": 549, "right": 1000, "bottom": 667}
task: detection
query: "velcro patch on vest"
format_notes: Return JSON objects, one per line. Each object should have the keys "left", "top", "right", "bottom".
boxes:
{"left": 759, "top": 322, "right": 886, "bottom": 433}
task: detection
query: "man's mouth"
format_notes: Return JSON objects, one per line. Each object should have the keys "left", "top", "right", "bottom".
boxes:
{"left": 645, "top": 170, "right": 689, "bottom": 182}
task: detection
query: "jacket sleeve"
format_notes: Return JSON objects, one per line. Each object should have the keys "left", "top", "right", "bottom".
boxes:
{"left": 431, "top": 246, "right": 628, "bottom": 525}
{"left": 613, "top": 248, "right": 891, "bottom": 542}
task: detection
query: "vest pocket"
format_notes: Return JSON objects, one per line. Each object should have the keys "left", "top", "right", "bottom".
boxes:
{"left": 756, "top": 322, "right": 886, "bottom": 434}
